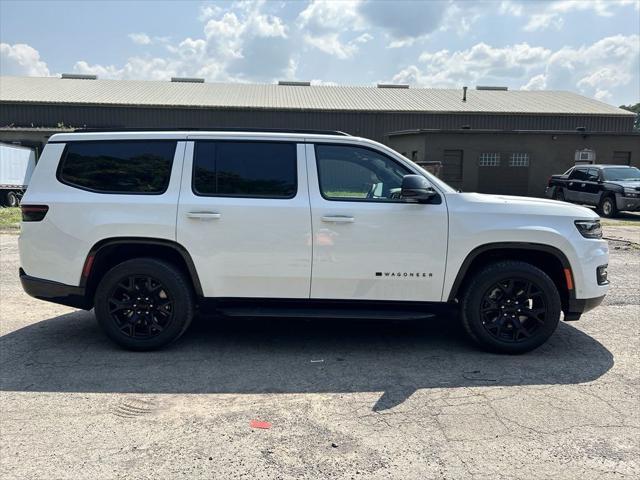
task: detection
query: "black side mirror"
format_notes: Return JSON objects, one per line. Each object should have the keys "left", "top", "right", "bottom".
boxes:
{"left": 401, "top": 175, "right": 437, "bottom": 203}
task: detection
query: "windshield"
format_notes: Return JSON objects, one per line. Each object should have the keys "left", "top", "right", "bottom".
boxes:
{"left": 602, "top": 167, "right": 640, "bottom": 181}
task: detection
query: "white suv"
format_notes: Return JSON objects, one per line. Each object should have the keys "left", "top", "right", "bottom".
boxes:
{"left": 19, "top": 130, "right": 609, "bottom": 353}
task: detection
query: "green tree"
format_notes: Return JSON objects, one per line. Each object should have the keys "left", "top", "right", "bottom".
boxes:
{"left": 619, "top": 103, "right": 640, "bottom": 131}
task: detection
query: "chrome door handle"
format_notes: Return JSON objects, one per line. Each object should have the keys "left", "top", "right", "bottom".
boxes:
{"left": 187, "top": 212, "right": 221, "bottom": 219}
{"left": 321, "top": 215, "right": 354, "bottom": 223}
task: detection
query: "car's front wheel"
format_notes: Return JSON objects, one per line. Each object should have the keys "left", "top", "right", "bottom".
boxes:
{"left": 599, "top": 195, "right": 618, "bottom": 218}
{"left": 460, "top": 261, "right": 561, "bottom": 354}
{"left": 94, "top": 258, "right": 194, "bottom": 350}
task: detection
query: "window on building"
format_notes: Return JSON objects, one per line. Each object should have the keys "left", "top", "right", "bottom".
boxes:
{"left": 315, "top": 144, "right": 411, "bottom": 202}
{"left": 193, "top": 141, "right": 297, "bottom": 198}
{"left": 509, "top": 153, "right": 530, "bottom": 167}
{"left": 411, "top": 151, "right": 418, "bottom": 161}
{"left": 479, "top": 153, "right": 500, "bottom": 167}
{"left": 58, "top": 141, "right": 177, "bottom": 194}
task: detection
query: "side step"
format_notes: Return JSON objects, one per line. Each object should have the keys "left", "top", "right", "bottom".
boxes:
{"left": 217, "top": 306, "right": 435, "bottom": 321}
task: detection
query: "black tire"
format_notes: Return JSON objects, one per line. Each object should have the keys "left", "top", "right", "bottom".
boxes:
{"left": 553, "top": 188, "right": 565, "bottom": 201}
{"left": 460, "top": 261, "right": 561, "bottom": 354}
{"left": 598, "top": 195, "right": 618, "bottom": 218}
{"left": 6, "top": 191, "right": 20, "bottom": 207}
{"left": 94, "top": 258, "right": 194, "bottom": 350}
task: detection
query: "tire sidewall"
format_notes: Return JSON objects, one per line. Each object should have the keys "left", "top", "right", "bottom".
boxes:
{"left": 94, "top": 258, "right": 194, "bottom": 350}
{"left": 7, "top": 191, "right": 19, "bottom": 207}
{"left": 600, "top": 196, "right": 616, "bottom": 218}
{"left": 554, "top": 188, "right": 564, "bottom": 201}
{"left": 462, "top": 263, "right": 561, "bottom": 354}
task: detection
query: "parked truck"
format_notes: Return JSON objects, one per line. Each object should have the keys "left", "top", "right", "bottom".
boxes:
{"left": 0, "top": 143, "right": 36, "bottom": 206}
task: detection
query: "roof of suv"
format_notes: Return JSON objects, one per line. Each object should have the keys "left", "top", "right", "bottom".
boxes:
{"left": 48, "top": 129, "right": 363, "bottom": 143}
{"left": 574, "top": 165, "right": 637, "bottom": 169}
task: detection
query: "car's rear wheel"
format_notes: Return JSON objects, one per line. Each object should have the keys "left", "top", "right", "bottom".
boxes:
{"left": 94, "top": 258, "right": 194, "bottom": 350}
{"left": 599, "top": 195, "right": 618, "bottom": 218}
{"left": 460, "top": 261, "right": 561, "bottom": 354}
{"left": 553, "top": 188, "right": 565, "bottom": 201}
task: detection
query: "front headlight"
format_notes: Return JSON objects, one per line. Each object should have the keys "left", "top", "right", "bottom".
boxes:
{"left": 623, "top": 188, "right": 640, "bottom": 198}
{"left": 575, "top": 220, "right": 602, "bottom": 239}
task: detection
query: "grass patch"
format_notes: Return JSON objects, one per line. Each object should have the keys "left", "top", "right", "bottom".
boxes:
{"left": 0, "top": 207, "right": 20, "bottom": 230}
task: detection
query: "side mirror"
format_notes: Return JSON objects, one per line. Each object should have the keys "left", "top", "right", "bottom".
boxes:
{"left": 401, "top": 175, "right": 437, "bottom": 203}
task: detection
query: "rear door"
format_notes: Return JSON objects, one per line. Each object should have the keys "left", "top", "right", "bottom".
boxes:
{"left": 306, "top": 142, "right": 448, "bottom": 302}
{"left": 177, "top": 138, "right": 312, "bottom": 298}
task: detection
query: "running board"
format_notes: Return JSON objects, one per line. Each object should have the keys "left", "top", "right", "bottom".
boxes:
{"left": 217, "top": 306, "right": 435, "bottom": 321}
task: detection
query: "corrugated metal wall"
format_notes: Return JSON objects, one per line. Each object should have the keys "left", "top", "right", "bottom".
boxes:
{"left": 0, "top": 103, "right": 634, "bottom": 142}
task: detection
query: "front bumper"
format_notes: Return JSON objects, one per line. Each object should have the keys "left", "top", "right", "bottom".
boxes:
{"left": 616, "top": 195, "right": 640, "bottom": 212}
{"left": 565, "top": 295, "right": 606, "bottom": 321}
{"left": 19, "top": 268, "right": 91, "bottom": 309}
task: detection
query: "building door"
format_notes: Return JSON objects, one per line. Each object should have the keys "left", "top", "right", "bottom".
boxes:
{"left": 477, "top": 152, "right": 529, "bottom": 195}
{"left": 612, "top": 151, "right": 631, "bottom": 165}
{"left": 442, "top": 150, "right": 463, "bottom": 190}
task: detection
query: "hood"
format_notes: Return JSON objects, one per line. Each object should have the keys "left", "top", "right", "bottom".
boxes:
{"left": 604, "top": 180, "right": 640, "bottom": 190}
{"left": 451, "top": 192, "right": 599, "bottom": 219}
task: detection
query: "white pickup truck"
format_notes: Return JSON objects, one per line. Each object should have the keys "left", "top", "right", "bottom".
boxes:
{"left": 18, "top": 130, "right": 609, "bottom": 353}
{"left": 0, "top": 143, "right": 36, "bottom": 206}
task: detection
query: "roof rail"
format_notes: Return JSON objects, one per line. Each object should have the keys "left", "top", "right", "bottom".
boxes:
{"left": 476, "top": 86, "right": 508, "bottom": 91}
{"left": 72, "top": 127, "right": 351, "bottom": 136}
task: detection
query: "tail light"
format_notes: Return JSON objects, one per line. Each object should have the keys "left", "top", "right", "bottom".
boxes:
{"left": 21, "top": 205, "right": 49, "bottom": 222}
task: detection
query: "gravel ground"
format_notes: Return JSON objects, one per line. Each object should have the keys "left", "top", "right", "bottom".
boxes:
{"left": 0, "top": 226, "right": 638, "bottom": 480}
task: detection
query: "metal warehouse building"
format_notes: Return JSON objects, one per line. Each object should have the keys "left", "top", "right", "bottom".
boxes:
{"left": 1, "top": 75, "right": 637, "bottom": 196}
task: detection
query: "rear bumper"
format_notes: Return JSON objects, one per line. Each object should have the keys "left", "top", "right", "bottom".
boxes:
{"left": 564, "top": 295, "right": 605, "bottom": 321}
{"left": 19, "top": 268, "right": 91, "bottom": 309}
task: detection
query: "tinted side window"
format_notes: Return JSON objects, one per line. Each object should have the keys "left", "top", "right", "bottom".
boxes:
{"left": 315, "top": 145, "right": 411, "bottom": 202}
{"left": 59, "top": 141, "right": 176, "bottom": 194}
{"left": 586, "top": 169, "right": 599, "bottom": 181}
{"left": 569, "top": 168, "right": 588, "bottom": 181}
{"left": 193, "top": 141, "right": 297, "bottom": 198}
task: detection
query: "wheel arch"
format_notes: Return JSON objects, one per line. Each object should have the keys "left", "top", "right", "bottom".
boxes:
{"left": 81, "top": 237, "right": 204, "bottom": 303}
{"left": 447, "top": 242, "right": 573, "bottom": 311}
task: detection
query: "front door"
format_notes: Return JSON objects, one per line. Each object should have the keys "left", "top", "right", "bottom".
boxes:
{"left": 306, "top": 143, "right": 448, "bottom": 302}
{"left": 177, "top": 139, "right": 312, "bottom": 298}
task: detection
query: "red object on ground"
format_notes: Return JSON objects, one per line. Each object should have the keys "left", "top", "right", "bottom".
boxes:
{"left": 250, "top": 420, "right": 272, "bottom": 429}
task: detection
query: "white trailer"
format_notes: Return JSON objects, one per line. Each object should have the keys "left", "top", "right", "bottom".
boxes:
{"left": 0, "top": 143, "right": 36, "bottom": 206}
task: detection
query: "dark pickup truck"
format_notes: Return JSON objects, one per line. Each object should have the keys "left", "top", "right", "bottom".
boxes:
{"left": 545, "top": 164, "right": 640, "bottom": 217}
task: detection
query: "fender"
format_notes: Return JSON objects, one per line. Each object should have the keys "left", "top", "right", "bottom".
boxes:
{"left": 447, "top": 241, "right": 572, "bottom": 303}
{"left": 81, "top": 237, "right": 204, "bottom": 297}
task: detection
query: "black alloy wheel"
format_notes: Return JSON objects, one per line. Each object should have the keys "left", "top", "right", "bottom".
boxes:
{"left": 95, "top": 258, "right": 194, "bottom": 350}
{"left": 107, "top": 274, "right": 174, "bottom": 339}
{"left": 461, "top": 261, "right": 561, "bottom": 354}
{"left": 479, "top": 278, "right": 546, "bottom": 343}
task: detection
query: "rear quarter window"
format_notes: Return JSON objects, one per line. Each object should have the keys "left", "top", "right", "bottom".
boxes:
{"left": 57, "top": 141, "right": 177, "bottom": 194}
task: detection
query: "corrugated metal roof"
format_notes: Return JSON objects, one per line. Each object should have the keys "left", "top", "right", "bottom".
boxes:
{"left": 0, "top": 76, "right": 633, "bottom": 116}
